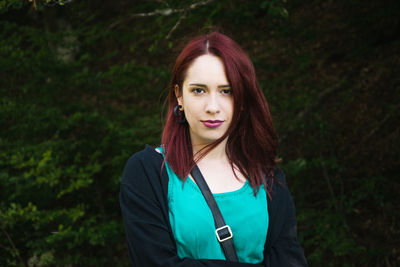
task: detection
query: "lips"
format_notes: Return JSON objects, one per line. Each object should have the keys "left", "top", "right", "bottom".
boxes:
{"left": 201, "top": 120, "right": 224, "bottom": 128}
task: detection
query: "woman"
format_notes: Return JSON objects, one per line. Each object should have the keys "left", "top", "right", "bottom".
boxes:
{"left": 120, "top": 32, "right": 308, "bottom": 266}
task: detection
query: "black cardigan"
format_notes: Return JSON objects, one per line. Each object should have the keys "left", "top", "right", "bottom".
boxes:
{"left": 120, "top": 145, "right": 308, "bottom": 266}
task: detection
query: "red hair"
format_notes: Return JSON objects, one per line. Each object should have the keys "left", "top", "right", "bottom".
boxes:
{"left": 161, "top": 32, "right": 278, "bottom": 195}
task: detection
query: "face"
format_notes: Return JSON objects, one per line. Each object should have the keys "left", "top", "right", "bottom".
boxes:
{"left": 176, "top": 54, "right": 233, "bottom": 147}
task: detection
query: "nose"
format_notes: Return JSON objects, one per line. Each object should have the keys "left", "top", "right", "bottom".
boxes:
{"left": 205, "top": 93, "right": 220, "bottom": 114}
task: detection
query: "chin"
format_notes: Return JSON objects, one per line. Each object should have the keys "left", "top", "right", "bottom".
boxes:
{"left": 201, "top": 135, "right": 226, "bottom": 144}
{"left": 190, "top": 128, "right": 228, "bottom": 145}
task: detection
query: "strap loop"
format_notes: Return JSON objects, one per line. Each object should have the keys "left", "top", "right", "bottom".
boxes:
{"left": 215, "top": 225, "right": 233, "bottom": 243}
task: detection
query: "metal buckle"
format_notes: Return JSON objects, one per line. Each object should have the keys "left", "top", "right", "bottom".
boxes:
{"left": 215, "top": 225, "right": 233, "bottom": 243}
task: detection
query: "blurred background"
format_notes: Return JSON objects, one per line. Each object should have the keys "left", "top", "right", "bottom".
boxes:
{"left": 1, "top": 0, "right": 399, "bottom": 266}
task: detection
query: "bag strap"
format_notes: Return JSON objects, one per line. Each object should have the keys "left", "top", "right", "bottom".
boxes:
{"left": 190, "top": 165, "right": 239, "bottom": 262}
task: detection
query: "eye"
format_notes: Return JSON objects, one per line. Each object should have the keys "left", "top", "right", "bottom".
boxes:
{"left": 221, "top": 89, "right": 232, "bottom": 95}
{"left": 191, "top": 87, "right": 205, "bottom": 94}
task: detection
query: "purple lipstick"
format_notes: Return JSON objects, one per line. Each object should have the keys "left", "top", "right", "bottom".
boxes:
{"left": 202, "top": 120, "right": 223, "bottom": 128}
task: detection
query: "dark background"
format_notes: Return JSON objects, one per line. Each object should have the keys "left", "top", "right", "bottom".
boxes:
{"left": 1, "top": 0, "right": 399, "bottom": 266}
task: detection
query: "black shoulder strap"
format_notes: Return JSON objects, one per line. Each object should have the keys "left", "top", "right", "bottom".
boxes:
{"left": 190, "top": 165, "right": 239, "bottom": 262}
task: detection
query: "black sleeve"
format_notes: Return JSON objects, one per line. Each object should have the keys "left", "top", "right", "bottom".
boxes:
{"left": 264, "top": 170, "right": 308, "bottom": 267}
{"left": 120, "top": 151, "right": 264, "bottom": 267}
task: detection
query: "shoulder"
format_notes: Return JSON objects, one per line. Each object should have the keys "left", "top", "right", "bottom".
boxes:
{"left": 268, "top": 167, "right": 293, "bottom": 217}
{"left": 121, "top": 145, "right": 164, "bottom": 187}
{"left": 273, "top": 167, "right": 287, "bottom": 186}
{"left": 266, "top": 167, "right": 297, "bottom": 247}
{"left": 124, "top": 144, "right": 161, "bottom": 166}
{"left": 270, "top": 167, "right": 289, "bottom": 198}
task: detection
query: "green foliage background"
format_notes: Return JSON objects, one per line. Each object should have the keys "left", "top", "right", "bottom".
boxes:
{"left": 1, "top": 0, "right": 399, "bottom": 266}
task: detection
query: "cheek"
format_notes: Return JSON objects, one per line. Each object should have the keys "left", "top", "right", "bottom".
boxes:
{"left": 183, "top": 95, "right": 202, "bottom": 111}
{"left": 182, "top": 99, "right": 200, "bottom": 119}
{"left": 224, "top": 99, "right": 234, "bottom": 120}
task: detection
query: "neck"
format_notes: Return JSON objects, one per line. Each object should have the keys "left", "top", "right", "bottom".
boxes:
{"left": 192, "top": 138, "right": 229, "bottom": 162}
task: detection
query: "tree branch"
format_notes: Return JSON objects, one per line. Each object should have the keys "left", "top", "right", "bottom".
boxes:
{"left": 347, "top": 102, "right": 400, "bottom": 159}
{"left": 28, "top": 0, "right": 37, "bottom": 10}
{"left": 166, "top": 12, "right": 187, "bottom": 39}
{"left": 2, "top": 227, "right": 27, "bottom": 267}
{"left": 108, "top": 0, "right": 214, "bottom": 29}
{"left": 363, "top": 103, "right": 400, "bottom": 142}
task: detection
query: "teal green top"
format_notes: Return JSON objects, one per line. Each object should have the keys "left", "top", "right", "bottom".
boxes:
{"left": 157, "top": 148, "right": 268, "bottom": 263}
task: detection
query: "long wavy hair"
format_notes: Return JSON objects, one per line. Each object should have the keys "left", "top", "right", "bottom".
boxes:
{"left": 161, "top": 32, "right": 278, "bottom": 195}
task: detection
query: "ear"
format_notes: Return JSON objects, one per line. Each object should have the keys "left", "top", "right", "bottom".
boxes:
{"left": 174, "top": 84, "right": 183, "bottom": 106}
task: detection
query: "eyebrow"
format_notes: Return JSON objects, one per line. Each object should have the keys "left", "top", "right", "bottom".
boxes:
{"left": 189, "top": 83, "right": 231, "bottom": 88}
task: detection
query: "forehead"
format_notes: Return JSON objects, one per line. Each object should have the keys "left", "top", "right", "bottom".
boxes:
{"left": 184, "top": 54, "right": 229, "bottom": 85}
